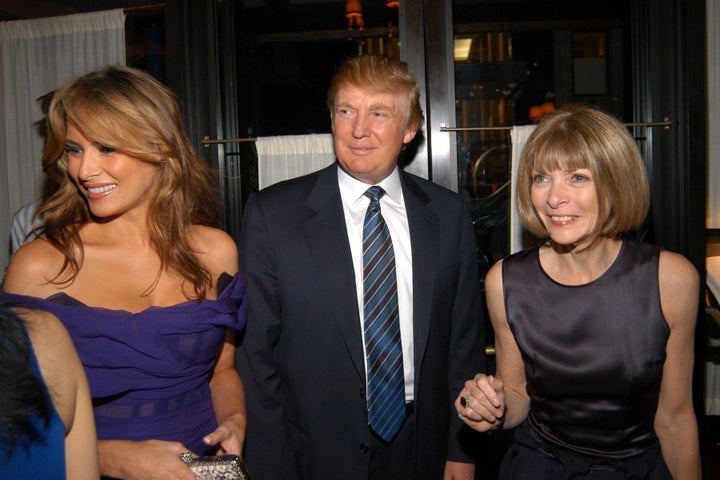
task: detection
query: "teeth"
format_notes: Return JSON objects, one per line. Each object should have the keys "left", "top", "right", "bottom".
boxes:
{"left": 87, "top": 184, "right": 116, "bottom": 194}
{"left": 551, "top": 216, "right": 573, "bottom": 222}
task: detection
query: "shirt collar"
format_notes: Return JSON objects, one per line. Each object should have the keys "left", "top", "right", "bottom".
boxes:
{"left": 337, "top": 166, "right": 403, "bottom": 205}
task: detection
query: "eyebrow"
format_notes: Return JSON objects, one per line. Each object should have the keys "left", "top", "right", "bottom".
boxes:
{"left": 336, "top": 100, "right": 394, "bottom": 112}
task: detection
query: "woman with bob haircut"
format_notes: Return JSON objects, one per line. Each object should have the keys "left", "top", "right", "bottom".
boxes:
{"left": 456, "top": 106, "right": 700, "bottom": 479}
{"left": 2, "top": 65, "right": 247, "bottom": 480}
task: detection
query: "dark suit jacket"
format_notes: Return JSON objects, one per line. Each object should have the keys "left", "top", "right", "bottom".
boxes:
{"left": 236, "top": 163, "right": 486, "bottom": 480}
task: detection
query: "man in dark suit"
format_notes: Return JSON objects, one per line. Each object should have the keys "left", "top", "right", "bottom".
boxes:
{"left": 236, "top": 54, "right": 486, "bottom": 480}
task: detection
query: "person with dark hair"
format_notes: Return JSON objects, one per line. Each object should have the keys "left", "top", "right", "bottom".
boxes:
{"left": 0, "top": 305, "right": 98, "bottom": 478}
{"left": 236, "top": 53, "right": 485, "bottom": 480}
{"left": 2, "top": 65, "right": 247, "bottom": 480}
{"left": 456, "top": 106, "right": 701, "bottom": 479}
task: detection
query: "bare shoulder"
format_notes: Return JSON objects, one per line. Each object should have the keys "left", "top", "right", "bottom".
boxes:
{"left": 484, "top": 259, "right": 504, "bottom": 296}
{"left": 658, "top": 250, "right": 699, "bottom": 294}
{"left": 658, "top": 250, "right": 699, "bottom": 329}
{"left": 187, "top": 225, "right": 239, "bottom": 275}
{"left": 484, "top": 259, "right": 507, "bottom": 328}
{"left": 4, "top": 238, "right": 65, "bottom": 296}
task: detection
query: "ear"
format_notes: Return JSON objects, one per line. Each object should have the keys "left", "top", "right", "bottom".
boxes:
{"left": 402, "top": 127, "right": 417, "bottom": 145}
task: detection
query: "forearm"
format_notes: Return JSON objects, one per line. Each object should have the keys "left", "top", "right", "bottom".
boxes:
{"left": 500, "top": 383, "right": 530, "bottom": 429}
{"left": 656, "top": 415, "right": 701, "bottom": 480}
{"left": 210, "top": 367, "right": 247, "bottom": 429}
{"left": 98, "top": 439, "right": 195, "bottom": 480}
{"left": 99, "top": 440, "right": 136, "bottom": 478}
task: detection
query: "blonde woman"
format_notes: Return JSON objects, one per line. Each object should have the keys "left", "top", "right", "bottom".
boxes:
{"left": 2, "top": 66, "right": 247, "bottom": 480}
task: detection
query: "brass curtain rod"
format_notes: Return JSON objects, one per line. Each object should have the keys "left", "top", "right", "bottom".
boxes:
{"left": 440, "top": 117, "right": 672, "bottom": 132}
{"left": 123, "top": 3, "right": 165, "bottom": 14}
{"left": 201, "top": 118, "right": 672, "bottom": 147}
{"left": 201, "top": 135, "right": 257, "bottom": 148}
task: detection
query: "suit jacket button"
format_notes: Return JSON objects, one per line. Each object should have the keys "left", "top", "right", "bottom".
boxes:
{"left": 360, "top": 388, "right": 365, "bottom": 399}
{"left": 359, "top": 443, "right": 369, "bottom": 454}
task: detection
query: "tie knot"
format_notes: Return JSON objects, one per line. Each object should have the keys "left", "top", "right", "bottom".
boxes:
{"left": 364, "top": 186, "right": 385, "bottom": 203}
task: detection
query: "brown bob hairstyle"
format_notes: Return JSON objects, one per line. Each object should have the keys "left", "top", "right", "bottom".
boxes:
{"left": 516, "top": 105, "right": 650, "bottom": 239}
{"left": 326, "top": 54, "right": 424, "bottom": 133}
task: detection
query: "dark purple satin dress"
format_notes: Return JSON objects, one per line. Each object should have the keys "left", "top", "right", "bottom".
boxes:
{"left": 0, "top": 272, "right": 247, "bottom": 455}
{"left": 500, "top": 240, "right": 672, "bottom": 479}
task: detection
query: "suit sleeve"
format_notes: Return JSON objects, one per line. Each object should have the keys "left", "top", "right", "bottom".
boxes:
{"left": 236, "top": 194, "right": 301, "bottom": 479}
{"left": 447, "top": 197, "right": 487, "bottom": 462}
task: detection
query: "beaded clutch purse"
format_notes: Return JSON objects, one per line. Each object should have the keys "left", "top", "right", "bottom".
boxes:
{"left": 179, "top": 452, "right": 251, "bottom": 480}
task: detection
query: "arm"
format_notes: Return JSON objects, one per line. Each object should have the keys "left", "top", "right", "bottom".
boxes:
{"left": 446, "top": 198, "right": 486, "bottom": 463}
{"left": 98, "top": 440, "right": 196, "bottom": 479}
{"left": 457, "top": 260, "right": 530, "bottom": 431}
{"left": 204, "top": 328, "right": 247, "bottom": 455}
{"left": 58, "top": 319, "right": 100, "bottom": 480}
{"left": 193, "top": 226, "right": 247, "bottom": 456}
{"left": 235, "top": 195, "right": 300, "bottom": 478}
{"left": 655, "top": 251, "right": 701, "bottom": 479}
{"left": 24, "top": 308, "right": 100, "bottom": 479}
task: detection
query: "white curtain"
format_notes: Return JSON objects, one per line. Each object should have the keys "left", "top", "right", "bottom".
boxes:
{"left": 510, "top": 125, "right": 537, "bottom": 254}
{"left": 708, "top": 1, "right": 720, "bottom": 228}
{"left": 256, "top": 134, "right": 336, "bottom": 190}
{"left": 0, "top": 9, "right": 125, "bottom": 272}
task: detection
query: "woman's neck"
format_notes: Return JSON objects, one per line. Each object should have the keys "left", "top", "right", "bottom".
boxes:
{"left": 540, "top": 236, "right": 623, "bottom": 285}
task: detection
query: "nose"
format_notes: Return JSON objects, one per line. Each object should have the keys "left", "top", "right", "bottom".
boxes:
{"left": 352, "top": 114, "right": 370, "bottom": 138}
{"left": 547, "top": 181, "right": 569, "bottom": 209}
{"left": 74, "top": 150, "right": 101, "bottom": 182}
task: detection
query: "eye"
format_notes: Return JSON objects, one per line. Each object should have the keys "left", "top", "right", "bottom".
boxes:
{"left": 64, "top": 144, "right": 82, "bottom": 156}
{"left": 571, "top": 173, "right": 590, "bottom": 183}
{"left": 371, "top": 110, "right": 392, "bottom": 120}
{"left": 98, "top": 145, "right": 116, "bottom": 154}
{"left": 532, "top": 173, "right": 547, "bottom": 183}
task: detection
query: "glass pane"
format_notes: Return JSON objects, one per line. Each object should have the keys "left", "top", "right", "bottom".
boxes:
{"left": 237, "top": 1, "right": 400, "bottom": 137}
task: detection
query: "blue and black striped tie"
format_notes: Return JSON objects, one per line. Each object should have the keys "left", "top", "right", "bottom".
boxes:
{"left": 363, "top": 186, "right": 406, "bottom": 443}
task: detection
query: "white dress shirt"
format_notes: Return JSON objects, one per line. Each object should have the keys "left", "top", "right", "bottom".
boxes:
{"left": 338, "top": 166, "right": 414, "bottom": 402}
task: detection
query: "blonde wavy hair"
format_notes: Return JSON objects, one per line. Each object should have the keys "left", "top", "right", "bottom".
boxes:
{"left": 516, "top": 106, "right": 650, "bottom": 239}
{"left": 40, "top": 66, "right": 219, "bottom": 298}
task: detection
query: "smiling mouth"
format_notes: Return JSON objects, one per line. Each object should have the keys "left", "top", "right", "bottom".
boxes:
{"left": 86, "top": 184, "right": 117, "bottom": 195}
{"left": 550, "top": 215, "right": 575, "bottom": 222}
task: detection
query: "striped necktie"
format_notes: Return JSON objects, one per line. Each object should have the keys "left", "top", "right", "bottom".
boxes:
{"left": 362, "top": 186, "right": 406, "bottom": 443}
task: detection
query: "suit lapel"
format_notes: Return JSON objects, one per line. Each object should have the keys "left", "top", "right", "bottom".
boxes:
{"left": 302, "top": 164, "right": 365, "bottom": 378}
{"left": 400, "top": 173, "right": 439, "bottom": 388}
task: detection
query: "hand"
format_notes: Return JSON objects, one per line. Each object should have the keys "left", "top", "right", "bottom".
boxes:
{"left": 203, "top": 413, "right": 246, "bottom": 456}
{"left": 98, "top": 439, "right": 196, "bottom": 480}
{"left": 455, "top": 374, "right": 506, "bottom": 432}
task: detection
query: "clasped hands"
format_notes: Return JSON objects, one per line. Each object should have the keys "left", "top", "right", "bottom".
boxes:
{"left": 455, "top": 374, "right": 506, "bottom": 433}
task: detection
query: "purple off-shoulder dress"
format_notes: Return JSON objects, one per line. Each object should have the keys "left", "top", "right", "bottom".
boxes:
{"left": 0, "top": 272, "right": 247, "bottom": 454}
